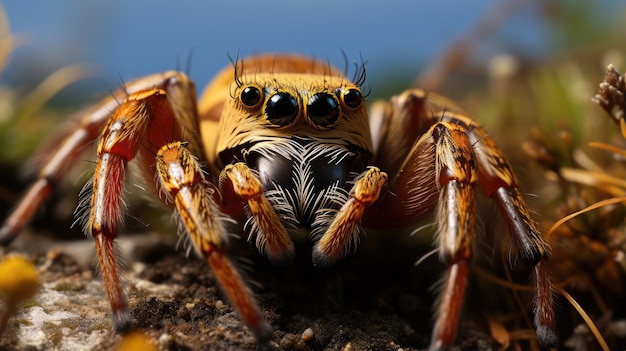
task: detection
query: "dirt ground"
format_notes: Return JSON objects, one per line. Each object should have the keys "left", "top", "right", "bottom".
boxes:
{"left": 0, "top": 219, "right": 515, "bottom": 351}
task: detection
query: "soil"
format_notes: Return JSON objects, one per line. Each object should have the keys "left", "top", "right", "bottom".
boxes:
{"left": 0, "top": 223, "right": 507, "bottom": 351}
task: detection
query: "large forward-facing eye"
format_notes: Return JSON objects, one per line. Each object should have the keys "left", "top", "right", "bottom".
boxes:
{"left": 240, "top": 85, "right": 262, "bottom": 108}
{"left": 265, "top": 92, "right": 299, "bottom": 127}
{"left": 341, "top": 88, "right": 363, "bottom": 109}
{"left": 307, "top": 93, "right": 340, "bottom": 128}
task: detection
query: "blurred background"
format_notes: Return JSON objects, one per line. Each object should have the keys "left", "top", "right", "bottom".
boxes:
{"left": 0, "top": 0, "right": 622, "bottom": 97}
{"left": 0, "top": 0, "right": 561, "bottom": 89}
{"left": 0, "top": 0, "right": 624, "bottom": 157}
{"left": 1, "top": 0, "right": 626, "bottom": 350}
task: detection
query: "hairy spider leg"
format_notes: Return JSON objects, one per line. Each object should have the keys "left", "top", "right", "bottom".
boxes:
{"left": 82, "top": 88, "right": 173, "bottom": 330}
{"left": 0, "top": 73, "right": 196, "bottom": 245}
{"left": 311, "top": 166, "right": 388, "bottom": 267}
{"left": 364, "top": 89, "right": 556, "bottom": 350}
{"left": 75, "top": 72, "right": 198, "bottom": 331}
{"left": 220, "top": 162, "right": 295, "bottom": 266}
{"left": 156, "top": 143, "right": 272, "bottom": 342}
{"left": 463, "top": 114, "right": 556, "bottom": 346}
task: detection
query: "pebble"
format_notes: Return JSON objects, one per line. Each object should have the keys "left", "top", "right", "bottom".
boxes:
{"left": 301, "top": 327, "right": 314, "bottom": 342}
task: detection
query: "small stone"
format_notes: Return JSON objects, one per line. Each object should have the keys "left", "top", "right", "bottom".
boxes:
{"left": 301, "top": 327, "right": 314, "bottom": 342}
{"left": 279, "top": 332, "right": 299, "bottom": 349}
{"left": 158, "top": 333, "right": 172, "bottom": 346}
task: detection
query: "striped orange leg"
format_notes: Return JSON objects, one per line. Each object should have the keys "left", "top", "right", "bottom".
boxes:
{"left": 75, "top": 72, "right": 197, "bottom": 331}
{"left": 463, "top": 114, "right": 556, "bottom": 346}
{"left": 0, "top": 72, "right": 195, "bottom": 245}
{"left": 430, "top": 118, "right": 556, "bottom": 349}
{"left": 0, "top": 71, "right": 197, "bottom": 331}
{"left": 373, "top": 120, "right": 479, "bottom": 350}
{"left": 429, "top": 122, "right": 478, "bottom": 351}
{"left": 156, "top": 143, "right": 272, "bottom": 342}
{"left": 312, "top": 167, "right": 388, "bottom": 267}
{"left": 366, "top": 90, "right": 556, "bottom": 349}
{"left": 0, "top": 99, "right": 115, "bottom": 245}
{"left": 220, "top": 162, "right": 295, "bottom": 266}
{"left": 80, "top": 88, "right": 179, "bottom": 331}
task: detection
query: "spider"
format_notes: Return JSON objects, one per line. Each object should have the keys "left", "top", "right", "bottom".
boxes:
{"left": 1, "top": 54, "right": 557, "bottom": 350}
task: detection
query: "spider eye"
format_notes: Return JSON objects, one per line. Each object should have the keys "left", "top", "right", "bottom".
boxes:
{"left": 240, "top": 86, "right": 262, "bottom": 107}
{"left": 265, "top": 92, "right": 298, "bottom": 126}
{"left": 342, "top": 88, "right": 363, "bottom": 109}
{"left": 307, "top": 93, "right": 339, "bottom": 127}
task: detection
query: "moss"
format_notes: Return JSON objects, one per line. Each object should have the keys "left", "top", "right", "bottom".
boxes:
{"left": 20, "top": 300, "right": 39, "bottom": 309}
{"left": 91, "top": 320, "right": 111, "bottom": 331}
{"left": 17, "top": 318, "right": 33, "bottom": 326}
{"left": 52, "top": 282, "right": 85, "bottom": 292}
{"left": 42, "top": 321, "right": 65, "bottom": 345}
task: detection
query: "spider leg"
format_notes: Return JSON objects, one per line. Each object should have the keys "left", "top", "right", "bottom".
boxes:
{"left": 461, "top": 112, "right": 557, "bottom": 346}
{"left": 83, "top": 88, "right": 174, "bottom": 330}
{"left": 0, "top": 100, "right": 115, "bottom": 244}
{"left": 0, "top": 72, "right": 196, "bottom": 245}
{"left": 429, "top": 122, "right": 478, "bottom": 351}
{"left": 156, "top": 143, "right": 272, "bottom": 342}
{"left": 220, "top": 162, "right": 295, "bottom": 266}
{"left": 377, "top": 119, "right": 478, "bottom": 351}
{"left": 366, "top": 90, "right": 556, "bottom": 349}
{"left": 311, "top": 166, "right": 388, "bottom": 267}
{"left": 77, "top": 72, "right": 197, "bottom": 331}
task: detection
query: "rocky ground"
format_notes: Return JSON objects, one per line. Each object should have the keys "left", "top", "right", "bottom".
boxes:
{"left": 0, "top": 221, "right": 518, "bottom": 351}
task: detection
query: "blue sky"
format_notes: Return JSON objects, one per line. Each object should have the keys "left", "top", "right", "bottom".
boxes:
{"left": 1, "top": 1, "right": 622, "bottom": 91}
